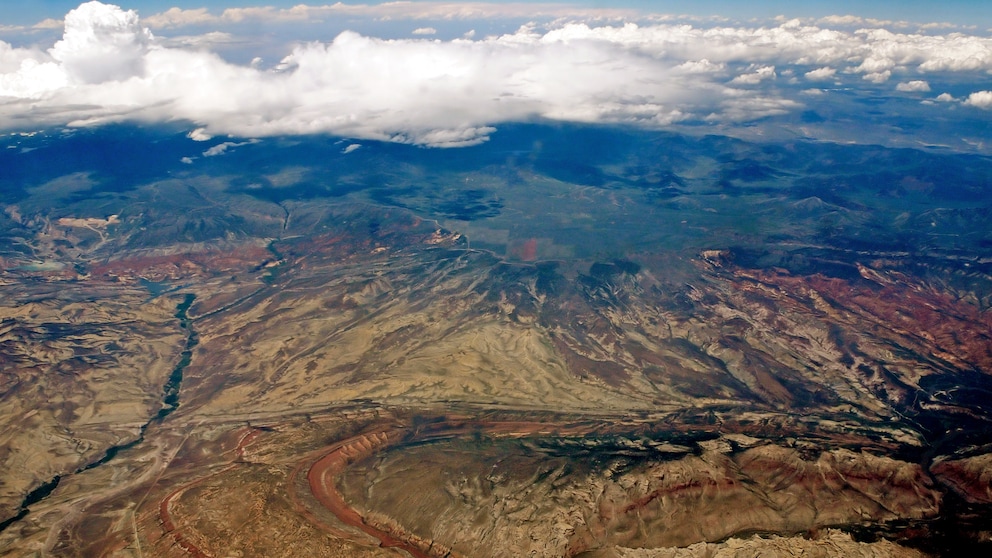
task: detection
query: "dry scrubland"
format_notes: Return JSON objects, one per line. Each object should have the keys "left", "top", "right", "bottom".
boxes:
{"left": 2, "top": 221, "right": 988, "bottom": 556}
{"left": 2, "top": 127, "right": 992, "bottom": 555}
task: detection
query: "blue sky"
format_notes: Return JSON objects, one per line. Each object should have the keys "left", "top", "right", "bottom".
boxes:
{"left": 2, "top": 1, "right": 989, "bottom": 27}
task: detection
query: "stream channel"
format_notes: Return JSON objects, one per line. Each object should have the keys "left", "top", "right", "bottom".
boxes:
{"left": 0, "top": 294, "right": 198, "bottom": 533}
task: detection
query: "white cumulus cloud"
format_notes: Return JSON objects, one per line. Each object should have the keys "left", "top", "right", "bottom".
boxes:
{"left": 896, "top": 80, "right": 931, "bottom": 92}
{"left": 187, "top": 128, "right": 212, "bottom": 141}
{"left": 412, "top": 27, "right": 437, "bottom": 36}
{"left": 50, "top": 1, "right": 152, "bottom": 84}
{"left": 675, "top": 59, "right": 725, "bottom": 73}
{"left": 964, "top": 91, "right": 992, "bottom": 109}
{"left": 863, "top": 71, "right": 892, "bottom": 83}
{"left": 1, "top": 2, "right": 992, "bottom": 148}
{"left": 804, "top": 67, "right": 836, "bottom": 81}
{"left": 0, "top": 4, "right": 799, "bottom": 146}
{"left": 730, "top": 65, "right": 776, "bottom": 85}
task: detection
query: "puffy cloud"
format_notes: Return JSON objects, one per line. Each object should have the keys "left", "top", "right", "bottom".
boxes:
{"left": 342, "top": 143, "right": 361, "bottom": 154}
{"left": 896, "top": 80, "right": 931, "bottom": 92}
{"left": 863, "top": 71, "right": 892, "bottom": 83}
{"left": 2, "top": 2, "right": 992, "bottom": 147}
{"left": 412, "top": 27, "right": 437, "bottom": 36}
{"left": 0, "top": 41, "right": 65, "bottom": 98}
{"left": 49, "top": 1, "right": 152, "bottom": 84}
{"left": 804, "top": 66, "right": 836, "bottom": 81}
{"left": 935, "top": 92, "right": 956, "bottom": 102}
{"left": 0, "top": 43, "right": 42, "bottom": 73}
{"left": 730, "top": 65, "right": 776, "bottom": 85}
{"left": 675, "top": 59, "right": 726, "bottom": 73}
{"left": 964, "top": 91, "right": 992, "bottom": 109}
{"left": 0, "top": 4, "right": 798, "bottom": 146}
{"left": 187, "top": 128, "right": 212, "bottom": 141}
{"left": 522, "top": 20, "right": 992, "bottom": 79}
{"left": 853, "top": 55, "right": 894, "bottom": 74}
{"left": 0, "top": 57, "right": 66, "bottom": 98}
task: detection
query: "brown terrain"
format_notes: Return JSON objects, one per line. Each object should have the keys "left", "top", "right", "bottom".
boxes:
{"left": 0, "top": 283, "right": 185, "bottom": 524}
{"left": 1, "top": 174, "right": 991, "bottom": 557}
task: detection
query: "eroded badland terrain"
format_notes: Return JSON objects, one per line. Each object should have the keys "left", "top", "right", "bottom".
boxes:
{"left": 1, "top": 125, "right": 991, "bottom": 556}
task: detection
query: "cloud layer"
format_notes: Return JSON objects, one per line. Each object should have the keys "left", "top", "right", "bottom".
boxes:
{"left": 0, "top": 2, "right": 990, "bottom": 147}
{"left": 139, "top": 3, "right": 642, "bottom": 29}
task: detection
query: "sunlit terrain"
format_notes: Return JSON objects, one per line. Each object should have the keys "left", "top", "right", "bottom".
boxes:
{"left": 1, "top": 2, "right": 991, "bottom": 556}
